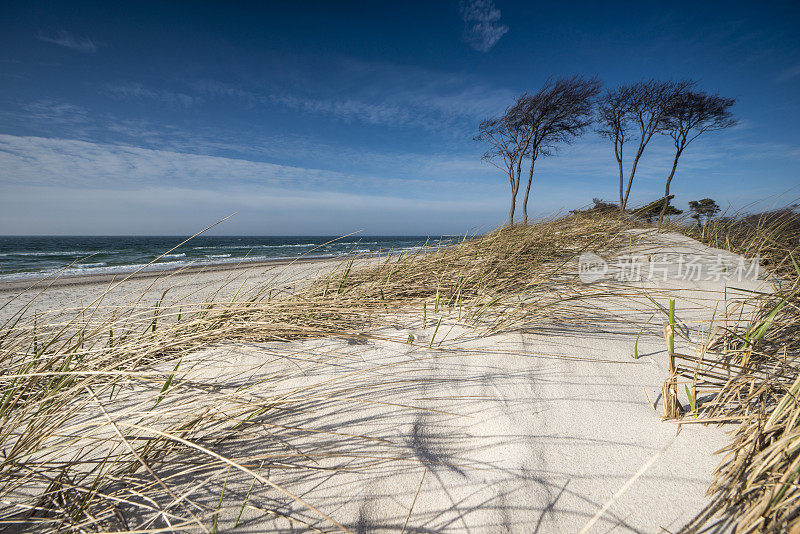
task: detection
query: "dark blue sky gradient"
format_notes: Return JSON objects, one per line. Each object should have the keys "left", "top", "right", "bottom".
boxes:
{"left": 0, "top": 1, "right": 798, "bottom": 234}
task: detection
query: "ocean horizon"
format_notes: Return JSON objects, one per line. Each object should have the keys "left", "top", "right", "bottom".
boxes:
{"left": 0, "top": 235, "right": 452, "bottom": 281}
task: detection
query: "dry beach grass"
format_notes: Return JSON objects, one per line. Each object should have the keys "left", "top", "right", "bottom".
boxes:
{"left": 0, "top": 215, "right": 630, "bottom": 532}
{"left": 0, "top": 209, "right": 797, "bottom": 532}
{"left": 666, "top": 207, "right": 800, "bottom": 533}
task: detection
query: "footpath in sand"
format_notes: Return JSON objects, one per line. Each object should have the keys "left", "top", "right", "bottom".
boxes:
{"left": 9, "top": 231, "right": 772, "bottom": 532}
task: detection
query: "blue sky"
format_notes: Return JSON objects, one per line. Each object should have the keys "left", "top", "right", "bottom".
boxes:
{"left": 0, "top": 1, "right": 798, "bottom": 235}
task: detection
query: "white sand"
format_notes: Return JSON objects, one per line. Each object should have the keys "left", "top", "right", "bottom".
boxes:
{"left": 0, "top": 256, "right": 365, "bottom": 325}
{"left": 5, "top": 231, "right": 772, "bottom": 532}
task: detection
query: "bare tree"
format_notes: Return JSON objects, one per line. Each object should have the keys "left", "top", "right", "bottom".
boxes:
{"left": 598, "top": 80, "right": 691, "bottom": 211}
{"left": 657, "top": 92, "right": 736, "bottom": 227}
{"left": 477, "top": 76, "right": 600, "bottom": 226}
{"left": 475, "top": 99, "right": 531, "bottom": 225}
{"left": 597, "top": 85, "right": 633, "bottom": 211}
{"left": 517, "top": 75, "right": 601, "bottom": 224}
{"left": 635, "top": 195, "right": 682, "bottom": 223}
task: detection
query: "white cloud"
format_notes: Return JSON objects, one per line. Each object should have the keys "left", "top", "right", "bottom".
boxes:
{"left": 37, "top": 30, "right": 97, "bottom": 53}
{"left": 22, "top": 100, "right": 91, "bottom": 124}
{"left": 0, "top": 134, "right": 356, "bottom": 190}
{"left": 459, "top": 0, "right": 509, "bottom": 52}
{"left": 0, "top": 134, "right": 508, "bottom": 234}
{"left": 0, "top": 133, "right": 504, "bottom": 201}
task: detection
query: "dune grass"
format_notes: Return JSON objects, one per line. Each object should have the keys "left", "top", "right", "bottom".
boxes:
{"left": 666, "top": 206, "right": 800, "bottom": 532}
{"left": 3, "top": 205, "right": 797, "bottom": 532}
{"left": 0, "top": 214, "right": 630, "bottom": 532}
{"left": 679, "top": 204, "right": 800, "bottom": 279}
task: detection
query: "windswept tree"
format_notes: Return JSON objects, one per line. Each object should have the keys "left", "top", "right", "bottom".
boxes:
{"left": 597, "top": 85, "right": 633, "bottom": 212}
{"left": 597, "top": 80, "right": 692, "bottom": 211}
{"left": 476, "top": 75, "right": 600, "bottom": 225}
{"left": 635, "top": 195, "right": 682, "bottom": 223}
{"left": 516, "top": 75, "right": 601, "bottom": 224}
{"left": 475, "top": 99, "right": 531, "bottom": 225}
{"left": 688, "top": 198, "right": 721, "bottom": 228}
{"left": 657, "top": 92, "right": 736, "bottom": 227}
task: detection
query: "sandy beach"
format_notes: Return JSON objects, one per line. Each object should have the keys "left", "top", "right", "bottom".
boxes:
{"left": 0, "top": 255, "right": 375, "bottom": 326}
{"left": 1, "top": 228, "right": 774, "bottom": 532}
{"left": 184, "top": 230, "right": 766, "bottom": 532}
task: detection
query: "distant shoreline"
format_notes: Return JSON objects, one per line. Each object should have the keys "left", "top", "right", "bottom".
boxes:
{"left": 0, "top": 254, "right": 346, "bottom": 294}
{"left": 0, "top": 235, "right": 442, "bottom": 291}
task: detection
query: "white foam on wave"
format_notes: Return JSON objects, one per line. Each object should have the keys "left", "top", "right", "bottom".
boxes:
{"left": 0, "top": 244, "right": 428, "bottom": 283}
{"left": 0, "top": 260, "right": 193, "bottom": 282}
{"left": 192, "top": 243, "right": 318, "bottom": 250}
{"left": 0, "top": 250, "right": 100, "bottom": 257}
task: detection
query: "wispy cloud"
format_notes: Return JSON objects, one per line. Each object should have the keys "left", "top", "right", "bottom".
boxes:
{"left": 37, "top": 30, "right": 97, "bottom": 53}
{"left": 265, "top": 59, "right": 514, "bottom": 132}
{"left": 0, "top": 134, "right": 343, "bottom": 190}
{"left": 105, "top": 82, "right": 197, "bottom": 107}
{"left": 0, "top": 134, "right": 499, "bottom": 198}
{"left": 459, "top": 0, "right": 509, "bottom": 52}
{"left": 3, "top": 96, "right": 501, "bottom": 181}
{"left": 100, "top": 59, "right": 514, "bottom": 134}
{"left": 23, "top": 100, "right": 90, "bottom": 124}
{"left": 0, "top": 134, "right": 506, "bottom": 234}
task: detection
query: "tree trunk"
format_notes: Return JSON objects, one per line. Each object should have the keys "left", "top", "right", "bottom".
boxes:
{"left": 515, "top": 136, "right": 532, "bottom": 222}
{"left": 615, "top": 141, "right": 625, "bottom": 211}
{"left": 508, "top": 186, "right": 516, "bottom": 226}
{"left": 657, "top": 149, "right": 682, "bottom": 230}
{"left": 508, "top": 165, "right": 520, "bottom": 226}
{"left": 623, "top": 131, "right": 655, "bottom": 211}
{"left": 622, "top": 157, "right": 640, "bottom": 210}
{"left": 522, "top": 156, "right": 536, "bottom": 225}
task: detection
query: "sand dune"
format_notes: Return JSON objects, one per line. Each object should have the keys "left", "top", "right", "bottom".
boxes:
{"left": 2, "top": 230, "right": 772, "bottom": 532}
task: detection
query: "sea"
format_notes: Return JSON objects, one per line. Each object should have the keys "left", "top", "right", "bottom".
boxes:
{"left": 0, "top": 235, "right": 449, "bottom": 282}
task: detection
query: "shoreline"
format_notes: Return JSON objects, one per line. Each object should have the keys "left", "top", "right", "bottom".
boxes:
{"left": 0, "top": 252, "right": 383, "bottom": 324}
{"left": 0, "top": 254, "right": 356, "bottom": 294}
